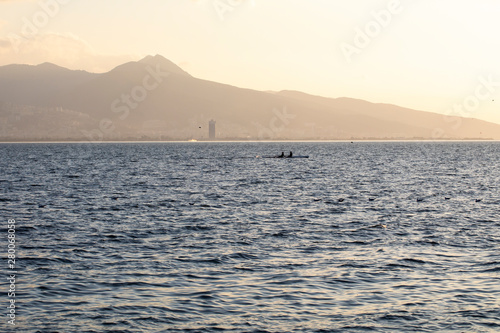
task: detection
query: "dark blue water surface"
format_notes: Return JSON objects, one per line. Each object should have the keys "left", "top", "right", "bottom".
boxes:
{"left": 1, "top": 141, "right": 499, "bottom": 332}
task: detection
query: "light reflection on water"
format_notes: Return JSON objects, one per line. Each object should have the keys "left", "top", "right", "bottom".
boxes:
{"left": 0, "top": 141, "right": 499, "bottom": 332}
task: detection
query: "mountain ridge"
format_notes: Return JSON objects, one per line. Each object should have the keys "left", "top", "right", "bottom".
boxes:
{"left": 1, "top": 56, "right": 499, "bottom": 141}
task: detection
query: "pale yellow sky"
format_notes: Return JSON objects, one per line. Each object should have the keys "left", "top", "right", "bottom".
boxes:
{"left": 0, "top": 0, "right": 499, "bottom": 124}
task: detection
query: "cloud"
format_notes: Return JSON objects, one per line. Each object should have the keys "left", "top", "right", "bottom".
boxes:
{"left": 0, "top": 32, "right": 136, "bottom": 72}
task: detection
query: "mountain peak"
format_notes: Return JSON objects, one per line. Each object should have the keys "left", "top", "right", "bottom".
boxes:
{"left": 138, "top": 55, "right": 191, "bottom": 77}
{"left": 138, "top": 54, "right": 164, "bottom": 63}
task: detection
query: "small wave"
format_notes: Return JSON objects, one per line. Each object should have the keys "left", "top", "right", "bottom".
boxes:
{"left": 9, "top": 225, "right": 38, "bottom": 233}
{"left": 183, "top": 224, "right": 213, "bottom": 231}
{"left": 379, "top": 313, "right": 419, "bottom": 322}
{"left": 343, "top": 240, "right": 370, "bottom": 245}
{"left": 22, "top": 257, "right": 74, "bottom": 265}
{"left": 328, "top": 207, "right": 346, "bottom": 214}
{"left": 184, "top": 273, "right": 220, "bottom": 280}
{"left": 271, "top": 230, "right": 292, "bottom": 238}
{"left": 37, "top": 283, "right": 95, "bottom": 296}
{"left": 402, "top": 258, "right": 427, "bottom": 264}
{"left": 175, "top": 257, "right": 224, "bottom": 265}
{"left": 339, "top": 262, "right": 371, "bottom": 269}
{"left": 415, "top": 240, "right": 440, "bottom": 246}
{"left": 228, "top": 252, "right": 259, "bottom": 260}
{"left": 481, "top": 266, "right": 500, "bottom": 273}
{"left": 385, "top": 263, "right": 414, "bottom": 270}
{"left": 267, "top": 278, "right": 306, "bottom": 286}
{"left": 102, "top": 281, "right": 156, "bottom": 288}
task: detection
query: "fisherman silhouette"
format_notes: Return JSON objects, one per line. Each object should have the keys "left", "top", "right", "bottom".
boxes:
{"left": 288, "top": 151, "right": 293, "bottom": 157}
{"left": 278, "top": 152, "right": 285, "bottom": 158}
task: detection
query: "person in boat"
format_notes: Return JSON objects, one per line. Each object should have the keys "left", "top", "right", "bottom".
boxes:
{"left": 288, "top": 151, "right": 293, "bottom": 158}
{"left": 278, "top": 152, "right": 285, "bottom": 158}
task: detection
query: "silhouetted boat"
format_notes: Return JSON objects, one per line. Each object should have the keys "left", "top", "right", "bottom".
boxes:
{"left": 256, "top": 155, "right": 309, "bottom": 159}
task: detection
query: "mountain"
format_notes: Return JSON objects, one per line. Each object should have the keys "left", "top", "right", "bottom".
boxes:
{"left": 1, "top": 55, "right": 499, "bottom": 141}
{"left": 0, "top": 62, "right": 97, "bottom": 107}
{"left": 138, "top": 54, "right": 192, "bottom": 77}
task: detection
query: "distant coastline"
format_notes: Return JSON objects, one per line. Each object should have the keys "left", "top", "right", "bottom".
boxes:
{"left": 2, "top": 56, "right": 500, "bottom": 142}
{"left": 1, "top": 138, "right": 496, "bottom": 144}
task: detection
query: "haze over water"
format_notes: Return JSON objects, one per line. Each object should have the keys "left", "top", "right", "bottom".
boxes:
{"left": 1, "top": 142, "right": 500, "bottom": 332}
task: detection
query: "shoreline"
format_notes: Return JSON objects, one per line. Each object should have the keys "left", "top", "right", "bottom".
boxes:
{"left": 0, "top": 139, "right": 498, "bottom": 144}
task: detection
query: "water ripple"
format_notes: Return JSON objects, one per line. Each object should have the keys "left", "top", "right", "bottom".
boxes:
{"left": 1, "top": 142, "right": 499, "bottom": 332}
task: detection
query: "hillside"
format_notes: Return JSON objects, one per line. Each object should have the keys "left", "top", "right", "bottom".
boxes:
{"left": 1, "top": 55, "right": 499, "bottom": 141}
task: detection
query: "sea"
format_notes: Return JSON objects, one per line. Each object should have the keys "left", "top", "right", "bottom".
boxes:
{"left": 1, "top": 141, "right": 499, "bottom": 333}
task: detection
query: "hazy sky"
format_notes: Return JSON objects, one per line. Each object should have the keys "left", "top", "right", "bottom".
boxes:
{"left": 1, "top": 0, "right": 499, "bottom": 124}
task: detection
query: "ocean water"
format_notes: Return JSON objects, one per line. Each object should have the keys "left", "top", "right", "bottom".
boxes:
{"left": 1, "top": 141, "right": 499, "bottom": 332}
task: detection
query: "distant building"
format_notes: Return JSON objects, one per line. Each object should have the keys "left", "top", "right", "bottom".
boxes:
{"left": 209, "top": 120, "right": 216, "bottom": 139}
